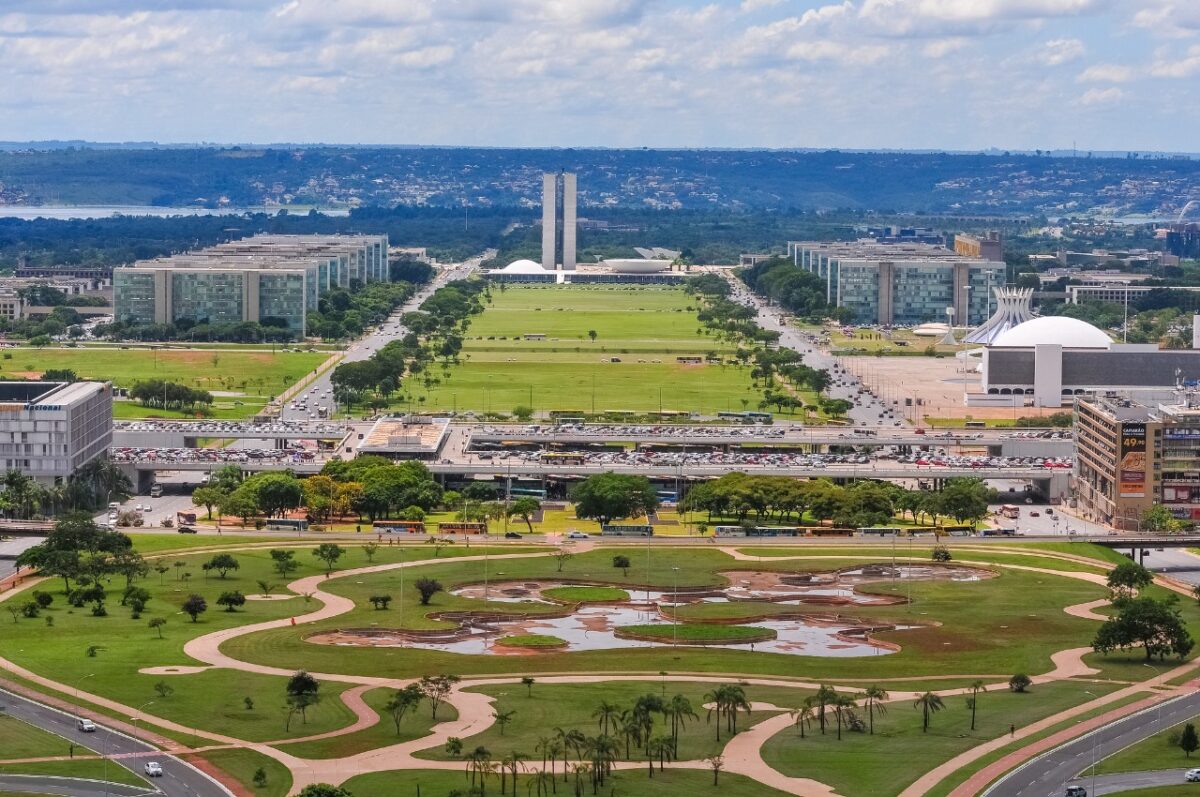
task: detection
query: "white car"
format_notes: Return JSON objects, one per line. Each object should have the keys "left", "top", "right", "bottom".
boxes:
{"left": 144, "top": 762, "right": 163, "bottom": 777}
{"left": 1186, "top": 769, "right": 1200, "bottom": 783}
{"left": 566, "top": 531, "right": 590, "bottom": 539}
{"left": 76, "top": 718, "right": 96, "bottom": 732}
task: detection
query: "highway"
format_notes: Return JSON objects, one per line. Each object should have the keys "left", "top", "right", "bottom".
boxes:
{"left": 985, "top": 691, "right": 1200, "bottom": 797}
{"left": 1080, "top": 769, "right": 1200, "bottom": 795}
{"left": 0, "top": 687, "right": 230, "bottom": 797}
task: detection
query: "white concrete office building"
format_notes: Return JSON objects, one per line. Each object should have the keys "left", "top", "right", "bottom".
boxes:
{"left": 0, "top": 381, "right": 113, "bottom": 483}
{"left": 541, "top": 172, "right": 577, "bottom": 271}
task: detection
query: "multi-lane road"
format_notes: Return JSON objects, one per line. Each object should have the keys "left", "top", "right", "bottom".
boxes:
{"left": 0, "top": 687, "right": 229, "bottom": 797}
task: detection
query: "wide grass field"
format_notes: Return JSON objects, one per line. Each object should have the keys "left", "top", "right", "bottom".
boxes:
{"left": 0, "top": 347, "right": 329, "bottom": 419}
{"left": 1096, "top": 717, "right": 1200, "bottom": 774}
{"left": 343, "top": 769, "right": 788, "bottom": 797}
{"left": 398, "top": 285, "right": 773, "bottom": 415}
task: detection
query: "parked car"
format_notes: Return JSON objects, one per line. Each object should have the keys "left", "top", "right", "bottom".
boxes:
{"left": 567, "top": 531, "right": 590, "bottom": 539}
{"left": 144, "top": 762, "right": 163, "bottom": 777}
{"left": 504, "top": 532, "right": 523, "bottom": 539}
{"left": 177, "top": 526, "right": 197, "bottom": 534}
{"left": 76, "top": 718, "right": 96, "bottom": 732}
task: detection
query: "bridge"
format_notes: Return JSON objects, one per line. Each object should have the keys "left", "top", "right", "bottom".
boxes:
{"left": 112, "top": 421, "right": 355, "bottom": 448}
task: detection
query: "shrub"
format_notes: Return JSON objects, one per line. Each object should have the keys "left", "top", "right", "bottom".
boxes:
{"left": 1009, "top": 673, "right": 1032, "bottom": 693}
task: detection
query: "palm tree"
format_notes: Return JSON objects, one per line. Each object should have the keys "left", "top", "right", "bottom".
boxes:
{"left": 862, "top": 685, "right": 889, "bottom": 735}
{"left": 535, "top": 735, "right": 552, "bottom": 776}
{"left": 570, "top": 763, "right": 589, "bottom": 797}
{"left": 500, "top": 750, "right": 526, "bottom": 795}
{"left": 831, "top": 694, "right": 856, "bottom": 741}
{"left": 791, "top": 698, "right": 816, "bottom": 739}
{"left": 648, "top": 733, "right": 673, "bottom": 771}
{"left": 553, "top": 728, "right": 584, "bottom": 784}
{"left": 467, "top": 746, "right": 495, "bottom": 795}
{"left": 592, "top": 701, "right": 621, "bottom": 736}
{"left": 914, "top": 692, "right": 945, "bottom": 733}
{"left": 813, "top": 684, "right": 838, "bottom": 735}
{"left": 724, "top": 685, "right": 751, "bottom": 735}
{"left": 666, "top": 694, "right": 698, "bottom": 755}
{"left": 527, "top": 768, "right": 555, "bottom": 797}
{"left": 619, "top": 710, "right": 641, "bottom": 759}
{"left": 967, "top": 680, "right": 985, "bottom": 731}
{"left": 704, "top": 686, "right": 726, "bottom": 741}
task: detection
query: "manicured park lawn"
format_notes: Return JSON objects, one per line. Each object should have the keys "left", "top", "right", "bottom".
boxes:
{"left": 193, "top": 748, "right": 291, "bottom": 797}
{"left": 543, "top": 586, "right": 630, "bottom": 602}
{"left": 760, "top": 680, "right": 1124, "bottom": 796}
{"left": 393, "top": 285, "right": 774, "bottom": 415}
{"left": 277, "top": 687, "right": 457, "bottom": 760}
{"left": 0, "top": 715, "right": 145, "bottom": 787}
{"left": 343, "top": 768, "right": 789, "bottom": 797}
{"left": 0, "top": 761, "right": 145, "bottom": 788}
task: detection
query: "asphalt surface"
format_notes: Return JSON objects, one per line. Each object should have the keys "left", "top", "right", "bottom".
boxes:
{"left": 985, "top": 691, "right": 1200, "bottom": 797}
{"left": 1083, "top": 768, "right": 1200, "bottom": 795}
{"left": 0, "top": 687, "right": 231, "bottom": 797}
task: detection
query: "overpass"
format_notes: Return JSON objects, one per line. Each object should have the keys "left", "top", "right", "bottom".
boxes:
{"left": 113, "top": 420, "right": 356, "bottom": 448}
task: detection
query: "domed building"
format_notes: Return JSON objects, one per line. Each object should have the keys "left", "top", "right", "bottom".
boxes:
{"left": 973, "top": 312, "right": 1200, "bottom": 408}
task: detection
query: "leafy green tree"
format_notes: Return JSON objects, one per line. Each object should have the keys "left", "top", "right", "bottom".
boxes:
{"left": 507, "top": 497, "right": 541, "bottom": 533}
{"left": 312, "top": 543, "right": 345, "bottom": 576}
{"left": 191, "top": 486, "right": 226, "bottom": 519}
{"left": 148, "top": 617, "right": 166, "bottom": 638}
{"left": 419, "top": 674, "right": 461, "bottom": 720}
{"left": 269, "top": 549, "right": 299, "bottom": 577}
{"left": 1182, "top": 723, "right": 1199, "bottom": 758}
{"left": 612, "top": 555, "right": 631, "bottom": 576}
{"left": 203, "top": 553, "right": 240, "bottom": 579}
{"left": 181, "top": 594, "right": 207, "bottom": 622}
{"left": 936, "top": 478, "right": 995, "bottom": 525}
{"left": 220, "top": 488, "right": 259, "bottom": 526}
{"left": 415, "top": 577, "right": 444, "bottom": 605}
{"left": 569, "top": 472, "right": 659, "bottom": 527}
{"left": 1093, "top": 596, "right": 1195, "bottom": 661}
{"left": 1107, "top": 561, "right": 1153, "bottom": 599}
{"left": 1009, "top": 673, "right": 1032, "bottom": 693}
{"left": 217, "top": 591, "right": 246, "bottom": 612}
{"left": 384, "top": 684, "right": 424, "bottom": 735}
{"left": 286, "top": 671, "right": 321, "bottom": 725}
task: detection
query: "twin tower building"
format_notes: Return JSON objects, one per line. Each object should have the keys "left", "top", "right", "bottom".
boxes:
{"left": 541, "top": 172, "right": 577, "bottom": 271}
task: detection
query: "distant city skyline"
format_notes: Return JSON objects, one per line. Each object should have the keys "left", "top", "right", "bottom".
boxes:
{"left": 1, "top": 1, "right": 1198, "bottom": 152}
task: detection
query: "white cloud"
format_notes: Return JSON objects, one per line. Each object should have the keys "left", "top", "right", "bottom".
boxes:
{"left": 1078, "top": 86, "right": 1125, "bottom": 105}
{"left": 1077, "top": 63, "right": 1134, "bottom": 82}
{"left": 1036, "top": 37, "right": 1084, "bottom": 65}
{"left": 1150, "top": 44, "right": 1200, "bottom": 76}
{"left": 922, "top": 37, "right": 967, "bottom": 57}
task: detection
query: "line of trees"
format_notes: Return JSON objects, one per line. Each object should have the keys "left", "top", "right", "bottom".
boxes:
{"left": 129, "top": 379, "right": 213, "bottom": 411}
{"left": 0, "top": 460, "right": 132, "bottom": 518}
{"left": 680, "top": 473, "right": 995, "bottom": 529}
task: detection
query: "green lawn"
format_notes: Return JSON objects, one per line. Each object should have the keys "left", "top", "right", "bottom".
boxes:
{"left": 343, "top": 768, "right": 789, "bottom": 797}
{"left": 0, "top": 761, "right": 146, "bottom": 787}
{"left": 496, "top": 634, "right": 567, "bottom": 648}
{"left": 618, "top": 623, "right": 774, "bottom": 643}
{"left": 760, "top": 680, "right": 1124, "bottom": 796}
{"left": 391, "top": 285, "right": 775, "bottom": 415}
{"left": 1096, "top": 717, "right": 1200, "bottom": 774}
{"left": 0, "top": 715, "right": 145, "bottom": 787}
{"left": 0, "top": 347, "right": 329, "bottom": 419}
{"left": 415, "top": 681, "right": 798, "bottom": 764}
{"left": 192, "top": 748, "right": 291, "bottom": 797}
{"left": 543, "top": 586, "right": 630, "bottom": 603}
{"left": 276, "top": 687, "right": 458, "bottom": 759}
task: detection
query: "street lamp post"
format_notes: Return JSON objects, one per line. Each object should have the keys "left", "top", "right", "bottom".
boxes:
{"left": 1083, "top": 689, "right": 1098, "bottom": 796}
{"left": 671, "top": 566, "right": 680, "bottom": 646}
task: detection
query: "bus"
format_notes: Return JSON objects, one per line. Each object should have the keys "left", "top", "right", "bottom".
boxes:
{"left": 541, "top": 452, "right": 587, "bottom": 466}
{"left": 373, "top": 520, "right": 426, "bottom": 534}
{"left": 437, "top": 522, "right": 487, "bottom": 535}
{"left": 601, "top": 524, "right": 654, "bottom": 537}
{"left": 149, "top": 483, "right": 163, "bottom": 498}
{"left": 656, "top": 490, "right": 678, "bottom": 503}
{"left": 717, "top": 411, "right": 773, "bottom": 424}
{"left": 859, "top": 527, "right": 901, "bottom": 537}
{"left": 176, "top": 510, "right": 197, "bottom": 525}
{"left": 1000, "top": 504, "right": 1020, "bottom": 519}
{"left": 266, "top": 518, "right": 309, "bottom": 532}
{"left": 964, "top": 420, "right": 987, "bottom": 429}
{"left": 807, "top": 527, "right": 855, "bottom": 538}
{"left": 938, "top": 525, "right": 974, "bottom": 537}
{"left": 508, "top": 487, "right": 547, "bottom": 499}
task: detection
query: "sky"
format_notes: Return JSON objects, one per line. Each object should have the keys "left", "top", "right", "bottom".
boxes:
{"left": 1, "top": 0, "right": 1199, "bottom": 152}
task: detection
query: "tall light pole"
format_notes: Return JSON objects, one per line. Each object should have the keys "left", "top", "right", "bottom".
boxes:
{"left": 1084, "top": 689, "right": 1098, "bottom": 797}
{"left": 671, "top": 566, "right": 680, "bottom": 646}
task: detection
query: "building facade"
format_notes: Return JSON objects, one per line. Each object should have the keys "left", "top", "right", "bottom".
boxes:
{"left": 113, "top": 234, "right": 388, "bottom": 338}
{"left": 0, "top": 381, "right": 113, "bottom": 484}
{"left": 953, "top": 231, "right": 1003, "bottom": 261}
{"left": 785, "top": 241, "right": 1003, "bottom": 326}
{"left": 541, "top": 172, "right": 577, "bottom": 271}
{"left": 1074, "top": 393, "right": 1200, "bottom": 530}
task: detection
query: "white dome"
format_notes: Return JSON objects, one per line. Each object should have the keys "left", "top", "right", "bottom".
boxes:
{"left": 602, "top": 259, "right": 671, "bottom": 274}
{"left": 498, "top": 259, "right": 551, "bottom": 274}
{"left": 991, "top": 316, "right": 1112, "bottom": 349}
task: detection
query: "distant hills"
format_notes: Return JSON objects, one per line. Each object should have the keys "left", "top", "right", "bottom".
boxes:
{"left": 0, "top": 145, "right": 1197, "bottom": 217}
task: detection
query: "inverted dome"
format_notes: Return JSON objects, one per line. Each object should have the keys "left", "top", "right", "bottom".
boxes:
{"left": 602, "top": 259, "right": 671, "bottom": 274}
{"left": 498, "top": 259, "right": 551, "bottom": 274}
{"left": 991, "top": 316, "right": 1112, "bottom": 349}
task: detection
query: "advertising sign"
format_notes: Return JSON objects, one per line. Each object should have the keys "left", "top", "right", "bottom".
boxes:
{"left": 1119, "top": 423, "right": 1147, "bottom": 498}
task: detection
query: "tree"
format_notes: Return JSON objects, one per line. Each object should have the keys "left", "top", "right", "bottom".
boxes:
{"left": 270, "top": 549, "right": 299, "bottom": 577}
{"left": 508, "top": 497, "right": 541, "bottom": 533}
{"left": 220, "top": 488, "right": 260, "bottom": 526}
{"left": 931, "top": 545, "right": 952, "bottom": 562}
{"left": 368, "top": 594, "right": 392, "bottom": 610}
{"left": 612, "top": 555, "right": 631, "bottom": 577}
{"left": 512, "top": 405, "right": 534, "bottom": 422}
{"left": 862, "top": 685, "right": 888, "bottom": 735}
{"left": 154, "top": 680, "right": 174, "bottom": 698}
{"left": 1008, "top": 673, "right": 1032, "bottom": 693}
{"left": 362, "top": 542, "right": 379, "bottom": 563}
{"left": 914, "top": 692, "right": 945, "bottom": 733}
{"left": 1183, "top": 723, "right": 1199, "bottom": 758}
{"left": 705, "top": 754, "right": 724, "bottom": 786}
{"left": 286, "top": 671, "right": 321, "bottom": 725}
{"left": 251, "top": 472, "right": 304, "bottom": 518}
{"left": 936, "top": 478, "right": 995, "bottom": 526}
{"left": 295, "top": 786, "right": 353, "bottom": 797}
{"left": 1107, "top": 561, "right": 1153, "bottom": 599}
{"left": 203, "top": 553, "right": 240, "bottom": 579}
{"left": 415, "top": 577, "right": 444, "bottom": 606}
{"left": 569, "top": 472, "right": 659, "bottom": 527}
{"left": 192, "top": 486, "right": 225, "bottom": 519}
{"left": 493, "top": 707, "right": 516, "bottom": 735}
{"left": 522, "top": 676, "right": 535, "bottom": 697}
{"left": 148, "top": 617, "right": 166, "bottom": 638}
{"left": 420, "top": 674, "right": 461, "bottom": 720}
{"left": 384, "top": 684, "right": 424, "bottom": 735}
{"left": 553, "top": 548, "right": 574, "bottom": 572}
{"left": 217, "top": 591, "right": 246, "bottom": 612}
{"left": 181, "top": 594, "right": 207, "bottom": 622}
{"left": 587, "top": 330, "right": 597, "bottom": 342}
{"left": 967, "top": 680, "right": 985, "bottom": 731}
{"left": 1092, "top": 596, "right": 1195, "bottom": 661}
{"left": 1142, "top": 504, "right": 1184, "bottom": 534}
{"left": 312, "top": 543, "right": 345, "bottom": 576}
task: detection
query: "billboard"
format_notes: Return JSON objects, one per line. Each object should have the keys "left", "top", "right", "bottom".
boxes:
{"left": 1119, "top": 423, "right": 1147, "bottom": 498}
